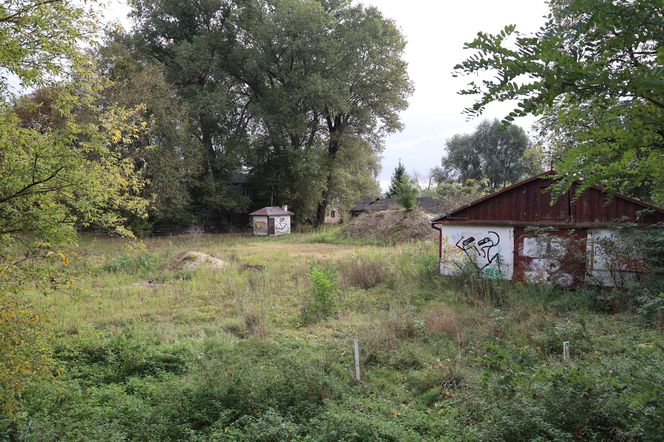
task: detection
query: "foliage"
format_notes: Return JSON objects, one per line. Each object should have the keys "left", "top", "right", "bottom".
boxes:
{"left": 454, "top": 0, "right": 664, "bottom": 204}
{"left": 0, "top": 75, "right": 148, "bottom": 280}
{"left": 474, "top": 341, "right": 664, "bottom": 441}
{"left": 394, "top": 175, "right": 418, "bottom": 210}
{"left": 301, "top": 263, "right": 338, "bottom": 325}
{"left": 0, "top": 0, "right": 93, "bottom": 97}
{"left": 387, "top": 160, "right": 407, "bottom": 197}
{"left": 0, "top": 292, "right": 53, "bottom": 419}
{"left": 421, "top": 179, "right": 487, "bottom": 214}
{"left": 436, "top": 119, "right": 539, "bottom": 190}
{"left": 122, "top": 0, "right": 412, "bottom": 226}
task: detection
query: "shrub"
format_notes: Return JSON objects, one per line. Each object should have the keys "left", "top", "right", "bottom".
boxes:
{"left": 471, "top": 341, "right": 664, "bottom": 441}
{"left": 101, "top": 252, "right": 163, "bottom": 275}
{"left": 300, "top": 264, "right": 338, "bottom": 325}
{"left": 394, "top": 175, "right": 418, "bottom": 210}
{"left": 338, "top": 256, "right": 389, "bottom": 290}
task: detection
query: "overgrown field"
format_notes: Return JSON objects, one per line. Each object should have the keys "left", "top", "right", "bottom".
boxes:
{"left": 3, "top": 232, "right": 664, "bottom": 441}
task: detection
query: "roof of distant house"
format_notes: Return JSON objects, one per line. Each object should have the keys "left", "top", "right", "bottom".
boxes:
{"left": 249, "top": 206, "right": 294, "bottom": 216}
{"left": 350, "top": 196, "right": 377, "bottom": 212}
{"left": 366, "top": 198, "right": 402, "bottom": 212}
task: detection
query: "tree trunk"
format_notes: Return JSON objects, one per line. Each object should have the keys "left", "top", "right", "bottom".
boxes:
{"left": 315, "top": 121, "right": 342, "bottom": 226}
{"left": 199, "top": 114, "right": 217, "bottom": 180}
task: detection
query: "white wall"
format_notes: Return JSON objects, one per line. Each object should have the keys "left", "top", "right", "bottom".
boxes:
{"left": 520, "top": 234, "right": 574, "bottom": 287}
{"left": 273, "top": 216, "right": 291, "bottom": 236}
{"left": 586, "top": 229, "right": 646, "bottom": 287}
{"left": 439, "top": 225, "right": 514, "bottom": 279}
{"left": 252, "top": 216, "right": 268, "bottom": 236}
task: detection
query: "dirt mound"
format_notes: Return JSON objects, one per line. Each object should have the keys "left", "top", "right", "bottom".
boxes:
{"left": 172, "top": 251, "right": 226, "bottom": 271}
{"left": 342, "top": 208, "right": 437, "bottom": 243}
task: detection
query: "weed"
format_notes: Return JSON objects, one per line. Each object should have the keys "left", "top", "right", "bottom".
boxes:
{"left": 300, "top": 264, "right": 338, "bottom": 325}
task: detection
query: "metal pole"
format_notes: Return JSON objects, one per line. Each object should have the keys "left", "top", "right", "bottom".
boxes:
{"left": 353, "top": 339, "right": 361, "bottom": 382}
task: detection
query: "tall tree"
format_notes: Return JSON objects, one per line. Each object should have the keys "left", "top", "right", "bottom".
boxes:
{"left": 313, "top": 1, "right": 412, "bottom": 225}
{"left": 129, "top": 0, "right": 252, "bottom": 220}
{"left": 453, "top": 0, "right": 664, "bottom": 203}
{"left": 387, "top": 160, "right": 407, "bottom": 197}
{"left": 124, "top": 0, "right": 411, "bottom": 226}
{"left": 439, "top": 119, "right": 536, "bottom": 190}
{"left": 98, "top": 36, "right": 204, "bottom": 230}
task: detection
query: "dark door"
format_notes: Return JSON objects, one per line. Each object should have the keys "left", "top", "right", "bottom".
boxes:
{"left": 268, "top": 217, "right": 275, "bottom": 235}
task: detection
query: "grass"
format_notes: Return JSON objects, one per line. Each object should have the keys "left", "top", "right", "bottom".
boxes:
{"left": 4, "top": 232, "right": 664, "bottom": 440}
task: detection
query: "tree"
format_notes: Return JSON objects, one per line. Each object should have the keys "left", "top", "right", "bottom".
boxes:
{"left": 124, "top": 0, "right": 411, "bottom": 226}
{"left": 129, "top": 0, "right": 252, "bottom": 222}
{"left": 313, "top": 1, "right": 412, "bottom": 225}
{"left": 0, "top": 0, "right": 148, "bottom": 431}
{"left": 387, "top": 160, "right": 407, "bottom": 197}
{"left": 394, "top": 174, "right": 418, "bottom": 210}
{"left": 98, "top": 37, "right": 204, "bottom": 231}
{"left": 453, "top": 0, "right": 664, "bottom": 203}
{"left": 439, "top": 120, "right": 537, "bottom": 190}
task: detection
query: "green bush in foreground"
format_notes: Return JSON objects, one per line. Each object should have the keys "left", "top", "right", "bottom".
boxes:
{"left": 301, "top": 264, "right": 338, "bottom": 325}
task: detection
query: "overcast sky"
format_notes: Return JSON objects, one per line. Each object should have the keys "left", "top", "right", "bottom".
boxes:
{"left": 101, "top": 0, "right": 549, "bottom": 191}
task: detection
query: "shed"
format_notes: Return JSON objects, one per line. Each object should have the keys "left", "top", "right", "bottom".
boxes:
{"left": 431, "top": 172, "right": 664, "bottom": 287}
{"left": 250, "top": 206, "right": 293, "bottom": 236}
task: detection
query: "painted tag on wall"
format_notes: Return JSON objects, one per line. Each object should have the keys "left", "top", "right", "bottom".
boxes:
{"left": 440, "top": 225, "right": 514, "bottom": 279}
{"left": 274, "top": 216, "right": 290, "bottom": 236}
{"left": 253, "top": 216, "right": 268, "bottom": 236}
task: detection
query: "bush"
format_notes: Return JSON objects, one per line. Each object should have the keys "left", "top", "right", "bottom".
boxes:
{"left": 394, "top": 175, "right": 418, "bottom": 210}
{"left": 101, "top": 251, "right": 164, "bottom": 275}
{"left": 471, "top": 341, "right": 664, "bottom": 441}
{"left": 338, "top": 255, "right": 389, "bottom": 290}
{"left": 301, "top": 264, "right": 338, "bottom": 325}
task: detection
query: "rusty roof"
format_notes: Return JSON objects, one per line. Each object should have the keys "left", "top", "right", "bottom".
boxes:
{"left": 249, "top": 206, "right": 294, "bottom": 216}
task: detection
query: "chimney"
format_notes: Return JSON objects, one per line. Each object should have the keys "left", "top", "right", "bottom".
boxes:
{"left": 282, "top": 205, "right": 288, "bottom": 212}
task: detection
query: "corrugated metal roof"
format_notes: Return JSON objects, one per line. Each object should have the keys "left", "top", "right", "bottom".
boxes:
{"left": 249, "top": 206, "right": 294, "bottom": 216}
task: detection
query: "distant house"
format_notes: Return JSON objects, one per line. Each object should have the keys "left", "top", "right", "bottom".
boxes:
{"left": 431, "top": 171, "right": 664, "bottom": 287}
{"left": 350, "top": 196, "right": 377, "bottom": 217}
{"left": 250, "top": 206, "right": 293, "bottom": 236}
{"left": 324, "top": 205, "right": 343, "bottom": 224}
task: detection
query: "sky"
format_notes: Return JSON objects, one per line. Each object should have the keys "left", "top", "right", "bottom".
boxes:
{"left": 100, "top": 0, "right": 549, "bottom": 191}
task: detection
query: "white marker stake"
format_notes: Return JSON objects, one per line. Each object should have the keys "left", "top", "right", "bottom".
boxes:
{"left": 353, "top": 339, "right": 361, "bottom": 382}
{"left": 563, "top": 341, "right": 570, "bottom": 362}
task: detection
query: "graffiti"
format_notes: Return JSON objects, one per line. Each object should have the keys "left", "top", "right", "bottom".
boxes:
{"left": 274, "top": 216, "right": 290, "bottom": 235}
{"left": 439, "top": 226, "right": 514, "bottom": 280}
{"left": 455, "top": 231, "right": 501, "bottom": 271}
{"left": 254, "top": 220, "right": 267, "bottom": 234}
{"left": 483, "top": 266, "right": 505, "bottom": 279}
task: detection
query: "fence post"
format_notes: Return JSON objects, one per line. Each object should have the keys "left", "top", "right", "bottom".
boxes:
{"left": 353, "top": 339, "right": 361, "bottom": 382}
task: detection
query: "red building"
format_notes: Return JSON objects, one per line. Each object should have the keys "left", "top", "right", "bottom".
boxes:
{"left": 431, "top": 172, "right": 664, "bottom": 287}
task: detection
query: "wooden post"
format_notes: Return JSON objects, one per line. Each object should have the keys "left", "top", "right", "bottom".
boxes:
{"left": 353, "top": 339, "right": 361, "bottom": 382}
{"left": 563, "top": 341, "right": 570, "bottom": 362}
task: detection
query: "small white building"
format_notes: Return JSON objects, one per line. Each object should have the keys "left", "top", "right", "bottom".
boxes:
{"left": 250, "top": 206, "right": 293, "bottom": 236}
